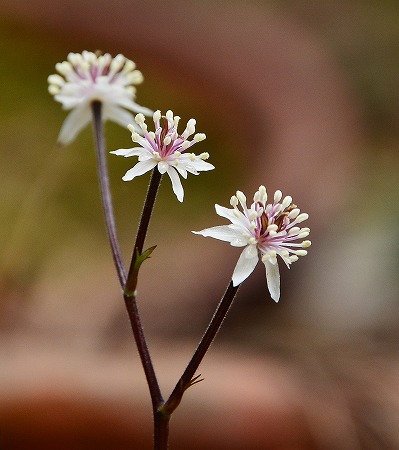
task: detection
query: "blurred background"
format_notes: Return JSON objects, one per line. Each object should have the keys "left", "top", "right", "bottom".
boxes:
{"left": 1, "top": 0, "right": 399, "bottom": 448}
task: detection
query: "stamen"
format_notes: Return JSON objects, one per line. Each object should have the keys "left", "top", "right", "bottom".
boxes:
{"left": 274, "top": 190, "right": 283, "bottom": 203}
{"left": 153, "top": 110, "right": 162, "bottom": 122}
{"left": 282, "top": 196, "right": 292, "bottom": 209}
{"left": 296, "top": 213, "right": 309, "bottom": 223}
{"left": 288, "top": 208, "right": 300, "bottom": 219}
{"left": 230, "top": 196, "right": 238, "bottom": 207}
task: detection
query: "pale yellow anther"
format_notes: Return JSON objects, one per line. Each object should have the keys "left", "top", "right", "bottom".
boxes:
{"left": 249, "top": 211, "right": 258, "bottom": 220}
{"left": 166, "top": 110, "right": 174, "bottom": 122}
{"left": 131, "top": 132, "right": 140, "bottom": 142}
{"left": 153, "top": 110, "right": 162, "bottom": 122}
{"left": 296, "top": 213, "right": 309, "bottom": 223}
{"left": 129, "top": 70, "right": 144, "bottom": 84}
{"left": 236, "top": 191, "right": 246, "bottom": 204}
{"left": 193, "top": 133, "right": 206, "bottom": 142}
{"left": 123, "top": 60, "right": 136, "bottom": 72}
{"left": 301, "top": 240, "right": 311, "bottom": 248}
{"left": 48, "top": 85, "right": 60, "bottom": 95}
{"left": 288, "top": 208, "right": 300, "bottom": 219}
{"left": 274, "top": 190, "right": 283, "bottom": 203}
{"left": 230, "top": 196, "right": 238, "bottom": 207}
{"left": 56, "top": 61, "right": 73, "bottom": 75}
{"left": 282, "top": 196, "right": 292, "bottom": 208}
{"left": 200, "top": 152, "right": 209, "bottom": 160}
{"left": 110, "top": 57, "right": 124, "bottom": 73}
{"left": 135, "top": 113, "right": 145, "bottom": 124}
{"left": 48, "top": 74, "right": 65, "bottom": 86}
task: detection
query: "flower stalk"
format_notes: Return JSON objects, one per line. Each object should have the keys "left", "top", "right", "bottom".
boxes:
{"left": 124, "top": 168, "right": 162, "bottom": 296}
{"left": 92, "top": 101, "right": 164, "bottom": 440}
{"left": 163, "top": 281, "right": 240, "bottom": 416}
{"left": 91, "top": 101, "right": 126, "bottom": 286}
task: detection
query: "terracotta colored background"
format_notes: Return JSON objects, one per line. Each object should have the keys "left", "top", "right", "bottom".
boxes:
{"left": 0, "top": 0, "right": 398, "bottom": 448}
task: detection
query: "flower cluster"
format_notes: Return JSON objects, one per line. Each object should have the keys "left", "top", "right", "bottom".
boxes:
{"left": 48, "top": 51, "right": 152, "bottom": 145}
{"left": 111, "top": 110, "right": 214, "bottom": 202}
{"left": 194, "top": 186, "right": 311, "bottom": 302}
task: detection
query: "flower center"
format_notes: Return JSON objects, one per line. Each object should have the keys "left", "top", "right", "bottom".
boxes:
{"left": 160, "top": 117, "right": 170, "bottom": 148}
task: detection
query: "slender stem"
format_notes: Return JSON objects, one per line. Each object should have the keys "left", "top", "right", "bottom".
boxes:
{"left": 124, "top": 293, "right": 163, "bottom": 408}
{"left": 124, "top": 168, "right": 162, "bottom": 294}
{"left": 154, "top": 411, "right": 170, "bottom": 450}
{"left": 91, "top": 102, "right": 164, "bottom": 446}
{"left": 163, "top": 281, "right": 239, "bottom": 415}
{"left": 91, "top": 101, "right": 127, "bottom": 287}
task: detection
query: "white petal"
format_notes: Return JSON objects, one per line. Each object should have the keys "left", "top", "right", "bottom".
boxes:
{"left": 189, "top": 159, "right": 215, "bottom": 172}
{"left": 57, "top": 106, "right": 91, "bottom": 145}
{"left": 215, "top": 204, "right": 250, "bottom": 227}
{"left": 232, "top": 245, "right": 259, "bottom": 286}
{"left": 158, "top": 161, "right": 169, "bottom": 174}
{"left": 115, "top": 97, "right": 154, "bottom": 116}
{"left": 193, "top": 225, "right": 242, "bottom": 243}
{"left": 173, "top": 164, "right": 188, "bottom": 179}
{"left": 264, "top": 259, "right": 280, "bottom": 302}
{"left": 166, "top": 166, "right": 184, "bottom": 202}
{"left": 110, "top": 147, "right": 145, "bottom": 157}
{"left": 103, "top": 104, "right": 134, "bottom": 127}
{"left": 122, "top": 159, "right": 157, "bottom": 181}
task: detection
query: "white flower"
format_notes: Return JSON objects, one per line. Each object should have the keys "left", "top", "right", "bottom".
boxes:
{"left": 110, "top": 110, "right": 214, "bottom": 202}
{"left": 48, "top": 51, "right": 152, "bottom": 145}
{"left": 194, "top": 186, "right": 311, "bottom": 302}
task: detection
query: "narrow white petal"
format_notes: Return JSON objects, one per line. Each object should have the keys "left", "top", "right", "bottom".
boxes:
{"left": 110, "top": 147, "right": 145, "bottom": 157}
{"left": 57, "top": 106, "right": 91, "bottom": 145}
{"left": 103, "top": 104, "right": 135, "bottom": 127}
{"left": 215, "top": 204, "right": 250, "bottom": 227}
{"left": 158, "top": 161, "right": 169, "bottom": 174}
{"left": 122, "top": 159, "right": 157, "bottom": 181}
{"left": 173, "top": 163, "right": 188, "bottom": 179}
{"left": 166, "top": 166, "right": 184, "bottom": 202}
{"left": 193, "top": 225, "right": 242, "bottom": 243}
{"left": 264, "top": 259, "right": 280, "bottom": 302}
{"left": 232, "top": 246, "right": 259, "bottom": 286}
{"left": 189, "top": 159, "right": 215, "bottom": 172}
{"left": 115, "top": 97, "right": 154, "bottom": 116}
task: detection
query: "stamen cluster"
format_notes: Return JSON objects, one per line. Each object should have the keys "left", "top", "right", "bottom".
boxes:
{"left": 48, "top": 51, "right": 152, "bottom": 145}
{"left": 111, "top": 110, "right": 214, "bottom": 202}
{"left": 194, "top": 186, "right": 311, "bottom": 302}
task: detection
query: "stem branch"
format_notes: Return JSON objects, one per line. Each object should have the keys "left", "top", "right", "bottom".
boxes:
{"left": 164, "top": 282, "right": 239, "bottom": 415}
